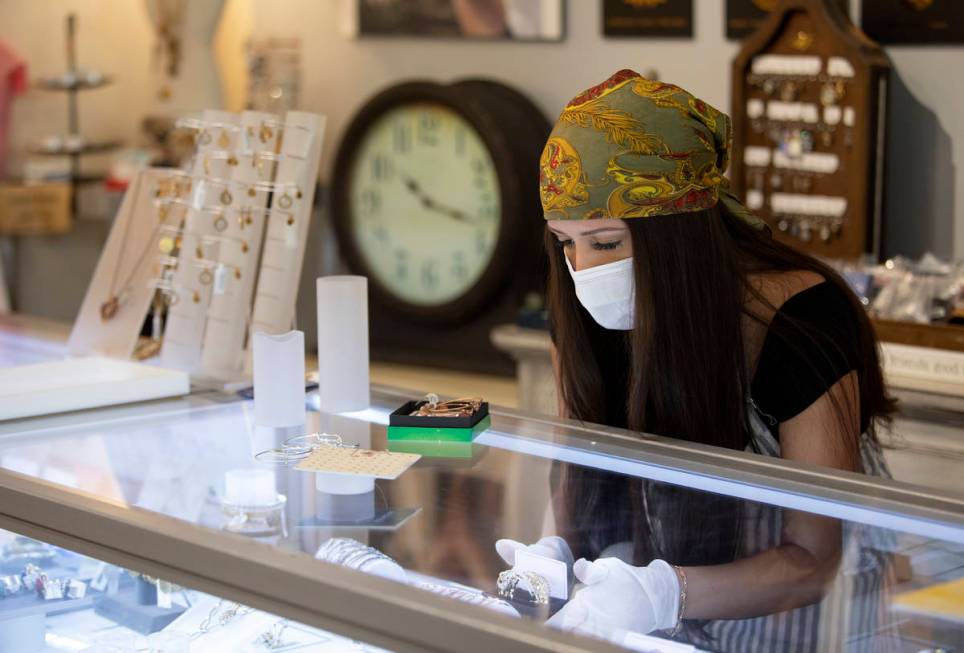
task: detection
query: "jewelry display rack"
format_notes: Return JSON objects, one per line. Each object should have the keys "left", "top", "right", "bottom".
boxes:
{"left": 67, "top": 110, "right": 325, "bottom": 384}
{"left": 730, "top": 0, "right": 890, "bottom": 260}
{"left": 33, "top": 14, "right": 121, "bottom": 196}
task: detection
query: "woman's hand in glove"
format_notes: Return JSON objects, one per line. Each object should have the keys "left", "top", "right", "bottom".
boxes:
{"left": 546, "top": 557, "right": 680, "bottom": 639}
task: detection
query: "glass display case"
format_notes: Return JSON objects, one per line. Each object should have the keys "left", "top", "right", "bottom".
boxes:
{"left": 0, "top": 326, "right": 961, "bottom": 652}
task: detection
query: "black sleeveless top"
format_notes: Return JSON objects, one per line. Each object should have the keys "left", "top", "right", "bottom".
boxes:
{"left": 750, "top": 280, "right": 865, "bottom": 438}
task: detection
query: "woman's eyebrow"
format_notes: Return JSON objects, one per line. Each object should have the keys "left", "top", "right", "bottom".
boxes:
{"left": 548, "top": 227, "right": 625, "bottom": 237}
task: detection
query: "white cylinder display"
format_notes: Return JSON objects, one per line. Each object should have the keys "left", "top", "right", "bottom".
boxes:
{"left": 224, "top": 468, "right": 277, "bottom": 506}
{"left": 252, "top": 330, "right": 306, "bottom": 428}
{"left": 316, "top": 276, "right": 370, "bottom": 413}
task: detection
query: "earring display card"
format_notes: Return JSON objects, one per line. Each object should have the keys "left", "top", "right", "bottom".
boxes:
{"left": 295, "top": 447, "right": 420, "bottom": 480}
{"left": 199, "top": 110, "right": 280, "bottom": 379}
{"left": 249, "top": 111, "right": 326, "bottom": 341}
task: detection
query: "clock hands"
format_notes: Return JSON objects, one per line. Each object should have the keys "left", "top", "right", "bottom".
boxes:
{"left": 400, "top": 174, "right": 475, "bottom": 224}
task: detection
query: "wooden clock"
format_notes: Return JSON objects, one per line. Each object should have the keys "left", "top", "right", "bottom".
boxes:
{"left": 331, "top": 79, "right": 550, "bottom": 375}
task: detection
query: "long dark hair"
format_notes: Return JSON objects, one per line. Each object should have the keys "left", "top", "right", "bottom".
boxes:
{"left": 547, "top": 206, "right": 894, "bottom": 569}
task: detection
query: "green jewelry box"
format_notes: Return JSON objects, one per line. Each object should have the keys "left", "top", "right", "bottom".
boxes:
{"left": 387, "top": 400, "right": 491, "bottom": 442}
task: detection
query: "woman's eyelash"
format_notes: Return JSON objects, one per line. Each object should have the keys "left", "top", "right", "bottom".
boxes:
{"left": 556, "top": 239, "right": 574, "bottom": 249}
{"left": 592, "top": 240, "right": 622, "bottom": 250}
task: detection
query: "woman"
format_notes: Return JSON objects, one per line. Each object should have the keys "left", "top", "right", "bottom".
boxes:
{"left": 497, "top": 70, "right": 897, "bottom": 652}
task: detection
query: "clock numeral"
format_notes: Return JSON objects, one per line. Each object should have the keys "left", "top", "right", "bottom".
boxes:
{"left": 359, "top": 188, "right": 382, "bottom": 216}
{"left": 452, "top": 252, "right": 468, "bottom": 281}
{"left": 475, "top": 231, "right": 488, "bottom": 255}
{"left": 394, "top": 249, "right": 409, "bottom": 281}
{"left": 455, "top": 128, "right": 466, "bottom": 156}
{"left": 421, "top": 260, "right": 439, "bottom": 291}
{"left": 418, "top": 113, "right": 439, "bottom": 147}
{"left": 393, "top": 123, "right": 412, "bottom": 154}
{"left": 372, "top": 155, "right": 393, "bottom": 182}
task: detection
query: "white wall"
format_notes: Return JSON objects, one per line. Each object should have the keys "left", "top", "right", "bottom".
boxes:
{"left": 2, "top": 0, "right": 962, "bottom": 257}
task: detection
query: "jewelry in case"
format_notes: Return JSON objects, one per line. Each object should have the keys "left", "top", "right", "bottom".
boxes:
{"left": 388, "top": 394, "right": 490, "bottom": 442}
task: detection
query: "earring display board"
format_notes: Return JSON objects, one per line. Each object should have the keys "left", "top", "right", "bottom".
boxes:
{"left": 861, "top": 0, "right": 964, "bottom": 45}
{"left": 159, "top": 110, "right": 325, "bottom": 381}
{"left": 70, "top": 109, "right": 324, "bottom": 383}
{"left": 730, "top": 0, "right": 891, "bottom": 260}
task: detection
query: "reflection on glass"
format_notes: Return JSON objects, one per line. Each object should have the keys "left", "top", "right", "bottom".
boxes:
{"left": 0, "top": 396, "right": 960, "bottom": 652}
{"left": 0, "top": 529, "right": 394, "bottom": 652}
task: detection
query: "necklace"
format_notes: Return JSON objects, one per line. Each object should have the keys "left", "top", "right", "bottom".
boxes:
{"left": 192, "top": 599, "right": 255, "bottom": 640}
{"left": 101, "top": 184, "right": 183, "bottom": 321}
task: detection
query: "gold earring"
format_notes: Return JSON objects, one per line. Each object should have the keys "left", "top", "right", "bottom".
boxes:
{"left": 220, "top": 188, "right": 233, "bottom": 206}
{"left": 241, "top": 240, "right": 249, "bottom": 254}
{"left": 217, "top": 129, "right": 230, "bottom": 148}
{"left": 247, "top": 186, "right": 257, "bottom": 198}
{"left": 192, "top": 290, "right": 201, "bottom": 303}
{"left": 277, "top": 193, "right": 293, "bottom": 209}
{"left": 198, "top": 129, "right": 212, "bottom": 146}
{"left": 199, "top": 269, "right": 213, "bottom": 285}
{"left": 286, "top": 215, "right": 295, "bottom": 226}
{"left": 213, "top": 214, "right": 228, "bottom": 232}
{"left": 259, "top": 123, "right": 273, "bottom": 144}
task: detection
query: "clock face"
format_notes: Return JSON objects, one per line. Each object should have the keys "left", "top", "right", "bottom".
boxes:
{"left": 348, "top": 102, "right": 502, "bottom": 306}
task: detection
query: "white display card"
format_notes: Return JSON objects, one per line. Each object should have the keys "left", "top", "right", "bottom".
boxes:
{"left": 514, "top": 549, "right": 569, "bottom": 600}
{"left": 296, "top": 447, "right": 420, "bottom": 480}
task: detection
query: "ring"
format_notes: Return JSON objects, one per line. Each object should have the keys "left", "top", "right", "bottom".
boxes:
{"left": 497, "top": 570, "right": 550, "bottom": 605}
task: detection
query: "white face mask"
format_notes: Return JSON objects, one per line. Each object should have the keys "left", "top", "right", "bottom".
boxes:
{"left": 565, "top": 256, "right": 635, "bottom": 331}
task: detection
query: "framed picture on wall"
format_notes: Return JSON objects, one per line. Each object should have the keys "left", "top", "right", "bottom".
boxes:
{"left": 602, "top": 0, "right": 692, "bottom": 38}
{"left": 353, "top": 0, "right": 564, "bottom": 41}
{"left": 861, "top": 0, "right": 964, "bottom": 44}
{"left": 725, "top": 0, "right": 777, "bottom": 40}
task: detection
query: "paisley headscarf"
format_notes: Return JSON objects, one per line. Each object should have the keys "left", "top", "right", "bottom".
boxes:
{"left": 539, "top": 69, "right": 765, "bottom": 229}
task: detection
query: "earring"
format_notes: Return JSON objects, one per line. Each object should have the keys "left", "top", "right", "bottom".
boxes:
{"left": 217, "top": 129, "right": 230, "bottom": 149}
{"left": 241, "top": 241, "right": 249, "bottom": 254}
{"left": 220, "top": 188, "right": 233, "bottom": 206}
{"left": 199, "top": 269, "right": 213, "bottom": 285}
{"left": 213, "top": 214, "right": 228, "bottom": 232}
{"left": 277, "top": 193, "right": 293, "bottom": 209}
{"left": 259, "top": 122, "right": 273, "bottom": 144}
{"left": 192, "top": 290, "right": 201, "bottom": 303}
{"left": 198, "top": 130, "right": 212, "bottom": 146}
{"left": 286, "top": 215, "right": 295, "bottom": 226}
{"left": 239, "top": 207, "right": 253, "bottom": 230}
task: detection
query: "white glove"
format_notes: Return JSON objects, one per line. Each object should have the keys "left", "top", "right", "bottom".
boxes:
{"left": 546, "top": 557, "right": 680, "bottom": 639}
{"left": 495, "top": 535, "right": 574, "bottom": 568}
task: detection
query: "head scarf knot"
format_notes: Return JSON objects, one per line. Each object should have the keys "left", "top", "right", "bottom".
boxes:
{"left": 540, "top": 69, "right": 765, "bottom": 230}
